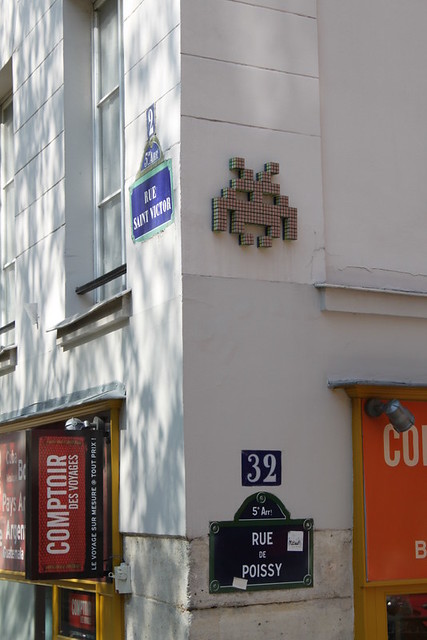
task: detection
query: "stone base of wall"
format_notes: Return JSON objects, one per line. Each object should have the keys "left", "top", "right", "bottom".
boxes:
{"left": 124, "top": 535, "right": 190, "bottom": 640}
{"left": 189, "top": 598, "right": 353, "bottom": 640}
{"left": 123, "top": 530, "right": 353, "bottom": 640}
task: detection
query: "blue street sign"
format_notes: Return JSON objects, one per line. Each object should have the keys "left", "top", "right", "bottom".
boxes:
{"left": 130, "top": 159, "right": 174, "bottom": 242}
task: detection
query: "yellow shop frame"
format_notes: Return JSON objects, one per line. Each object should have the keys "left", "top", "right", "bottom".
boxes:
{"left": 0, "top": 398, "right": 124, "bottom": 640}
{"left": 346, "top": 385, "right": 427, "bottom": 640}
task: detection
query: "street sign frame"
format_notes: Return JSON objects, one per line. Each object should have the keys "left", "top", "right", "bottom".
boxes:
{"left": 209, "top": 492, "right": 313, "bottom": 593}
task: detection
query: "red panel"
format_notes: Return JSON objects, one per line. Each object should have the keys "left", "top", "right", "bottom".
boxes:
{"left": 37, "top": 435, "right": 87, "bottom": 574}
{"left": 363, "top": 401, "right": 427, "bottom": 581}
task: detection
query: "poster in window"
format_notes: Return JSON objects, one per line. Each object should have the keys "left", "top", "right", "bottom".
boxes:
{"left": 60, "top": 591, "right": 96, "bottom": 640}
{"left": 0, "top": 431, "right": 26, "bottom": 572}
{"left": 25, "top": 430, "right": 104, "bottom": 580}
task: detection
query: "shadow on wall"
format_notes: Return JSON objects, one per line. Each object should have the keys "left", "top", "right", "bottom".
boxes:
{"left": 4, "top": 0, "right": 184, "bottom": 540}
{"left": 118, "top": 4, "right": 184, "bottom": 536}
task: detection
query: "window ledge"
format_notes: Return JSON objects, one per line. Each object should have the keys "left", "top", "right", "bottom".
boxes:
{"left": 49, "top": 289, "right": 132, "bottom": 350}
{"left": 0, "top": 344, "right": 17, "bottom": 375}
{"left": 315, "top": 283, "right": 427, "bottom": 319}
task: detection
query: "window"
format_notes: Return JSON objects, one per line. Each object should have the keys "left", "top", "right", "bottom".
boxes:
{"left": 93, "top": 0, "right": 125, "bottom": 300}
{"left": 0, "top": 96, "right": 15, "bottom": 334}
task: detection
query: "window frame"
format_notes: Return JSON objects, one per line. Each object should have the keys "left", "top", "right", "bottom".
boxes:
{"left": 0, "top": 93, "right": 15, "bottom": 332}
{"left": 91, "top": 0, "right": 126, "bottom": 302}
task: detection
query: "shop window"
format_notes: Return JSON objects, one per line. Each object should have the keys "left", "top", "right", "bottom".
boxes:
{"left": 59, "top": 589, "right": 96, "bottom": 639}
{"left": 0, "top": 400, "right": 123, "bottom": 640}
{"left": 387, "top": 593, "right": 427, "bottom": 639}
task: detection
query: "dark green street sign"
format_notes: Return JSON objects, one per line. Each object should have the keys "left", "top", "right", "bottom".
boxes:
{"left": 209, "top": 492, "right": 313, "bottom": 593}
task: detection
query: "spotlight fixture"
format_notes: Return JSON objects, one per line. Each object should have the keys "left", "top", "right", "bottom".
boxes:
{"left": 364, "top": 398, "right": 415, "bottom": 433}
{"left": 65, "top": 416, "right": 105, "bottom": 431}
{"left": 65, "top": 417, "right": 89, "bottom": 431}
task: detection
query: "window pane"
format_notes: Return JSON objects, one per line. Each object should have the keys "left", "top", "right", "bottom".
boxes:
{"left": 99, "top": 94, "right": 120, "bottom": 199}
{"left": 387, "top": 594, "right": 427, "bottom": 639}
{"left": 1, "top": 98, "right": 14, "bottom": 325}
{"left": 60, "top": 590, "right": 96, "bottom": 640}
{"left": 4, "top": 181, "right": 15, "bottom": 263}
{"left": 98, "top": 196, "right": 124, "bottom": 297}
{"left": 93, "top": 0, "right": 124, "bottom": 291}
{"left": 98, "top": 0, "right": 118, "bottom": 98}
{"left": 99, "top": 196, "right": 122, "bottom": 273}
{"left": 2, "top": 101, "right": 14, "bottom": 181}
{"left": 2, "top": 264, "right": 15, "bottom": 323}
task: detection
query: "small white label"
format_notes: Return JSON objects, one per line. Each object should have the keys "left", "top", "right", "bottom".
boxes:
{"left": 287, "top": 531, "right": 304, "bottom": 552}
{"left": 232, "top": 577, "right": 248, "bottom": 590}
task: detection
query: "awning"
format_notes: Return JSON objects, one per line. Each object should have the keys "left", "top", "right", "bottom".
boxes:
{"left": 0, "top": 381, "right": 126, "bottom": 426}
{"left": 328, "top": 378, "right": 427, "bottom": 389}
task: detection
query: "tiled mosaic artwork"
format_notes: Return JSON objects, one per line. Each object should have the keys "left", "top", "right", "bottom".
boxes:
{"left": 212, "top": 157, "right": 297, "bottom": 248}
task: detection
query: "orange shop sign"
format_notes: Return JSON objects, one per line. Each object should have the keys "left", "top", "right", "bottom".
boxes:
{"left": 363, "top": 400, "right": 427, "bottom": 581}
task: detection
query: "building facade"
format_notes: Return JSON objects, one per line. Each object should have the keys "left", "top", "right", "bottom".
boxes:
{"left": 1, "top": 1, "right": 427, "bottom": 638}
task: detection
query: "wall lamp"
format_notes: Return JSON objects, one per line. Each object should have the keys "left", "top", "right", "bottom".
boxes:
{"left": 364, "top": 398, "right": 415, "bottom": 433}
{"left": 65, "top": 416, "right": 105, "bottom": 431}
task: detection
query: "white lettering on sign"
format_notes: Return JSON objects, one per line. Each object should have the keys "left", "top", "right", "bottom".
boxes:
{"left": 149, "top": 197, "right": 172, "bottom": 219}
{"left": 6, "top": 449, "right": 17, "bottom": 464}
{"left": 383, "top": 424, "right": 427, "bottom": 467}
{"left": 68, "top": 454, "right": 79, "bottom": 511}
{"left": 252, "top": 531, "right": 273, "bottom": 546}
{"left": 242, "top": 562, "right": 282, "bottom": 579}
{"left": 18, "top": 459, "right": 26, "bottom": 480}
{"left": 415, "top": 540, "right": 427, "bottom": 559}
{"left": 133, "top": 210, "right": 149, "bottom": 230}
{"left": 71, "top": 597, "right": 92, "bottom": 617}
{"left": 3, "top": 494, "right": 16, "bottom": 516}
{"left": 244, "top": 452, "right": 279, "bottom": 484}
{"left": 45, "top": 455, "right": 70, "bottom": 555}
{"left": 144, "top": 185, "right": 157, "bottom": 204}
{"left": 5, "top": 521, "right": 25, "bottom": 543}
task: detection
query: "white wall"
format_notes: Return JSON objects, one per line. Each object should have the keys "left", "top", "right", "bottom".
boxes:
{"left": 180, "top": 0, "right": 427, "bottom": 542}
{"left": 6, "top": 0, "right": 66, "bottom": 414}
{"left": 181, "top": 0, "right": 324, "bottom": 285}
{"left": 180, "top": 0, "right": 328, "bottom": 537}
{"left": 120, "top": 0, "right": 184, "bottom": 536}
{"left": 318, "top": 0, "right": 427, "bottom": 292}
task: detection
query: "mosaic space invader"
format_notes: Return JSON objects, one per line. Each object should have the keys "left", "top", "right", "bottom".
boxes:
{"left": 212, "top": 157, "right": 297, "bottom": 248}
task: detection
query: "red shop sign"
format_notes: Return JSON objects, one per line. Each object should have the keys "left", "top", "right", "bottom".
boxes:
{"left": 363, "top": 400, "right": 427, "bottom": 581}
{"left": 26, "top": 430, "right": 104, "bottom": 580}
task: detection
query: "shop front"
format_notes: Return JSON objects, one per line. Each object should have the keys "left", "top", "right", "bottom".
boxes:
{"left": 0, "top": 394, "right": 123, "bottom": 640}
{"left": 343, "top": 385, "right": 427, "bottom": 640}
